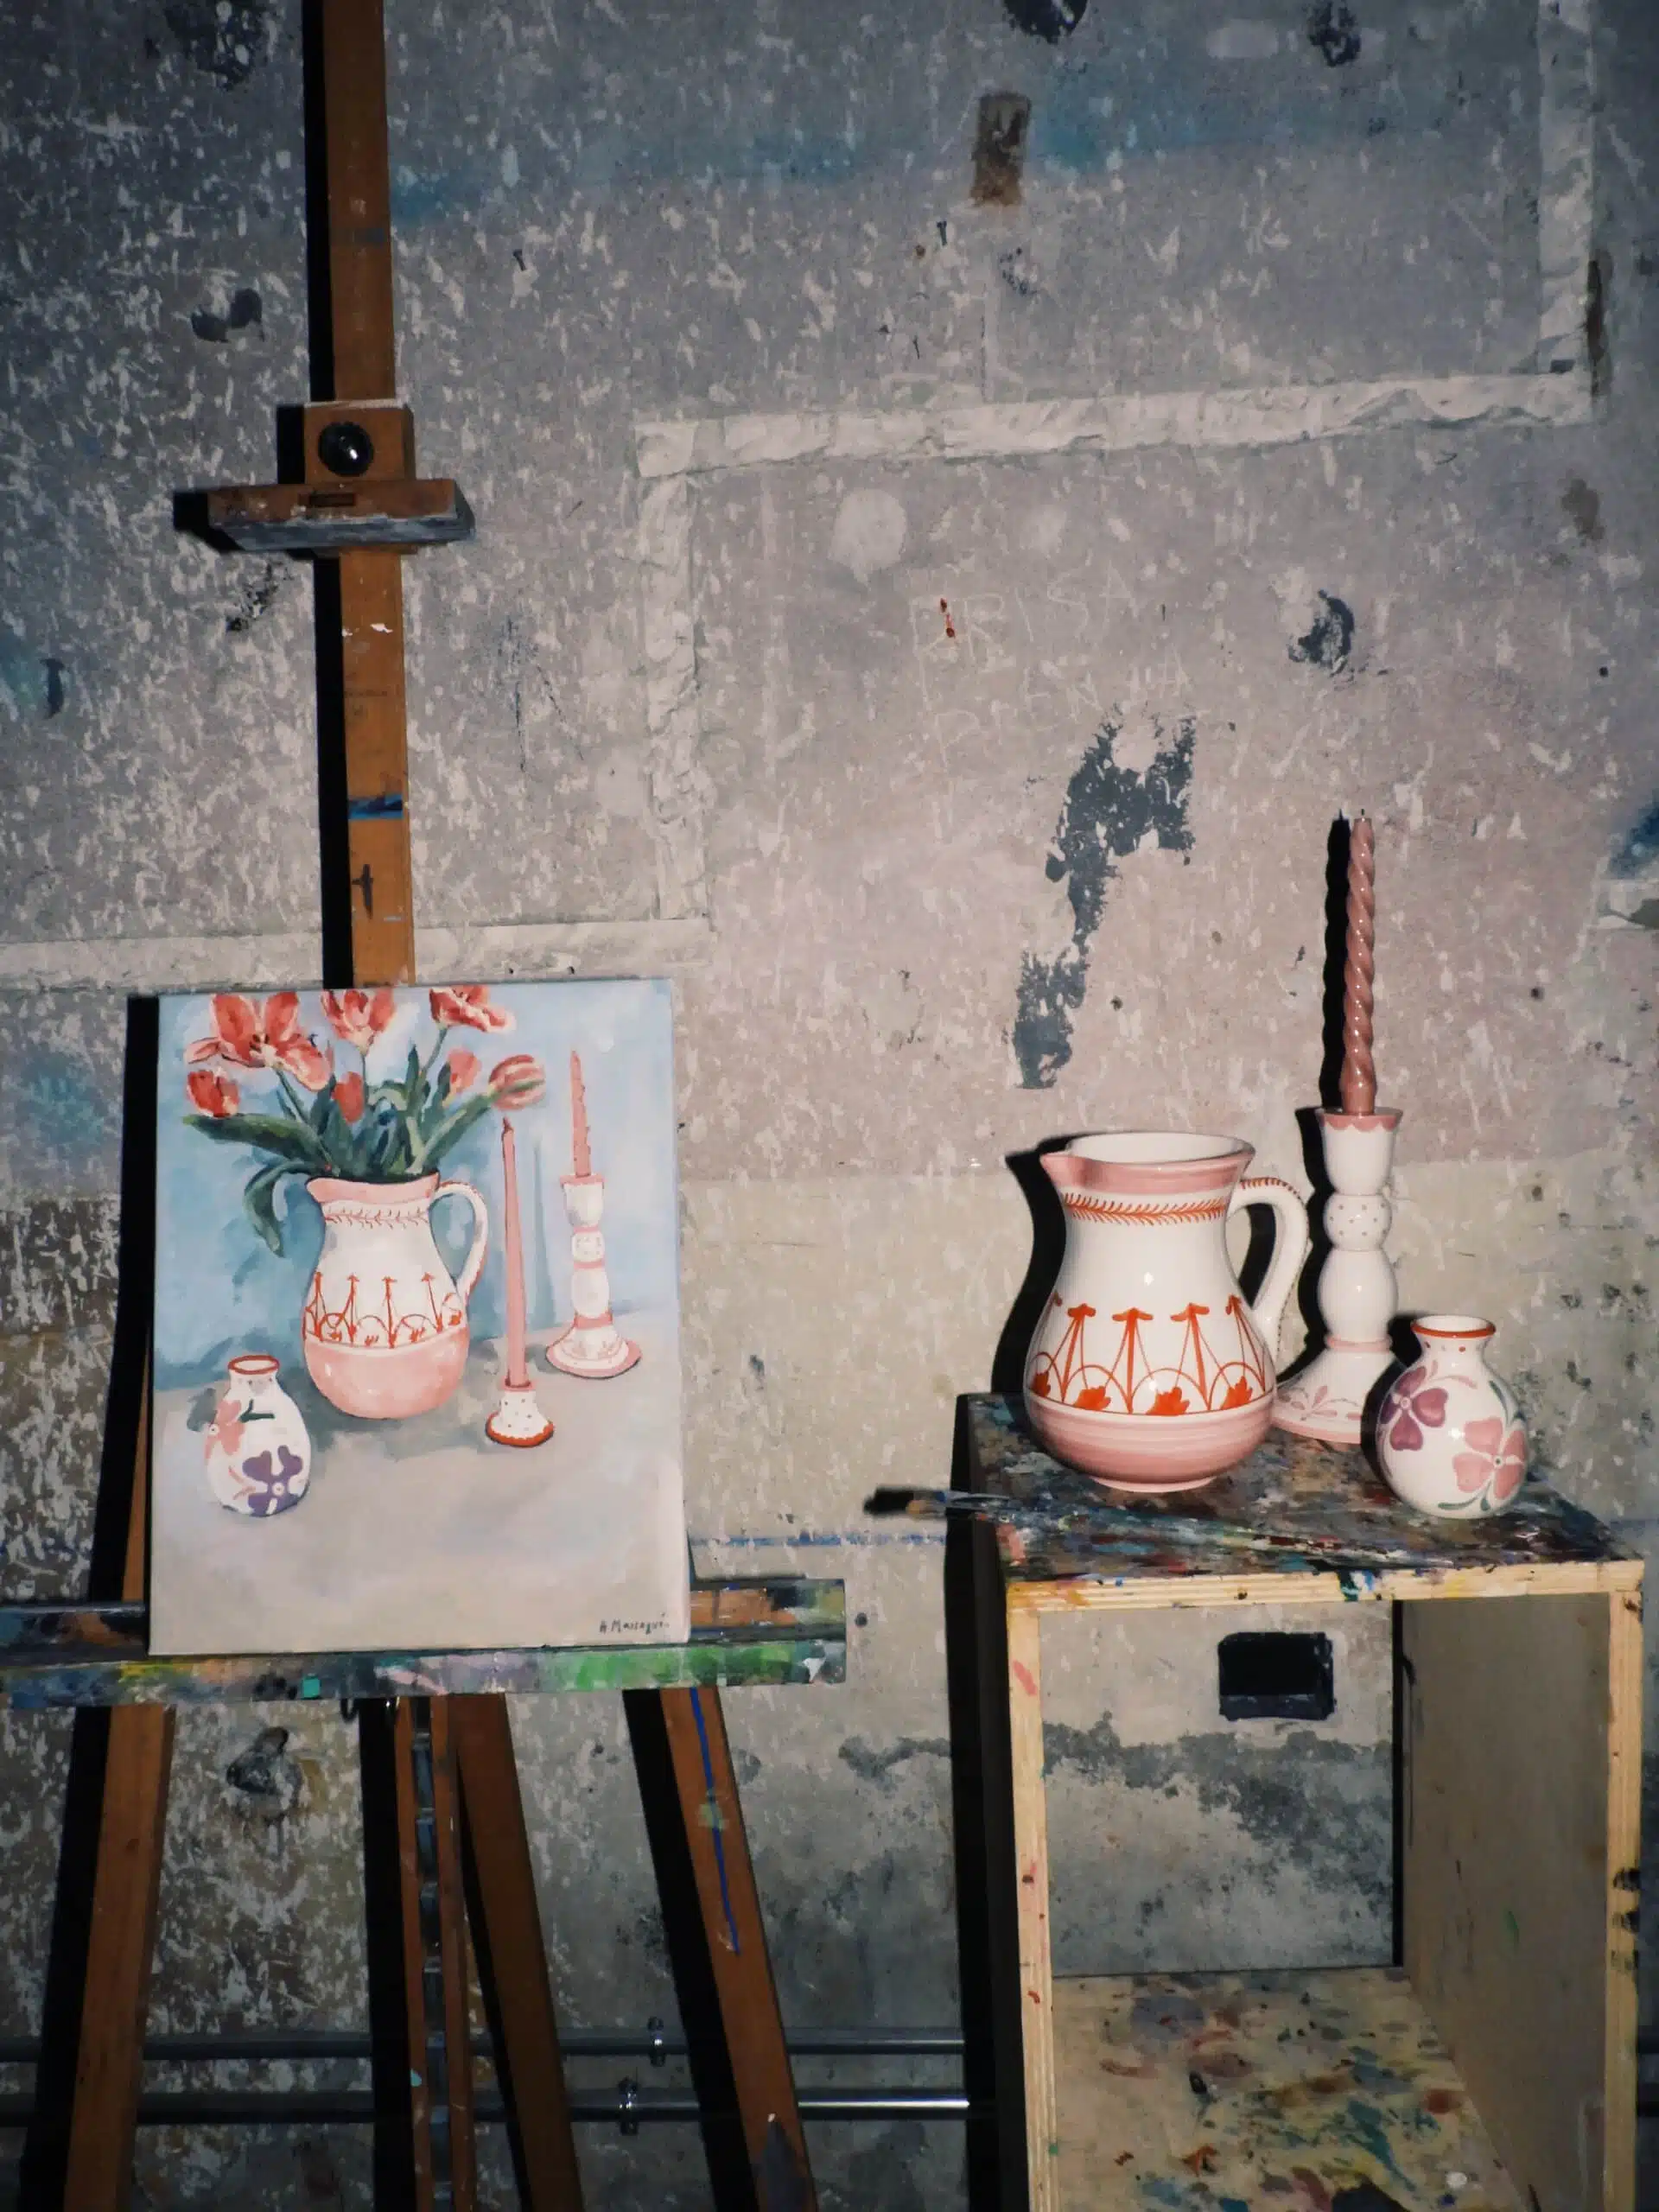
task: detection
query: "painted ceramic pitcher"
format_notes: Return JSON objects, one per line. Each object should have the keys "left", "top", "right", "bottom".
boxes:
{"left": 302, "top": 1173, "right": 488, "bottom": 1421}
{"left": 1024, "top": 1132, "right": 1310, "bottom": 1491}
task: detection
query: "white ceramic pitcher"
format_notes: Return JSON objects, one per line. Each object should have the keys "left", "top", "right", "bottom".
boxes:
{"left": 1023, "top": 1132, "right": 1309, "bottom": 1491}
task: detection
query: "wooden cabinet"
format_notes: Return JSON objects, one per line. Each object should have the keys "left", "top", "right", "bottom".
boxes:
{"left": 958, "top": 1395, "right": 1642, "bottom": 2212}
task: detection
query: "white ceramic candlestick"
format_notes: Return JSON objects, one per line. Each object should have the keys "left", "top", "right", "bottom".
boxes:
{"left": 544, "top": 1053, "right": 640, "bottom": 1380}
{"left": 1274, "top": 1108, "right": 1401, "bottom": 1446}
{"left": 544, "top": 1173, "right": 641, "bottom": 1379}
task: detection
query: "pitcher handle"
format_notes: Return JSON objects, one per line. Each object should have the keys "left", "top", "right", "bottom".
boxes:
{"left": 433, "top": 1178, "right": 489, "bottom": 1306}
{"left": 1229, "top": 1177, "right": 1311, "bottom": 1360}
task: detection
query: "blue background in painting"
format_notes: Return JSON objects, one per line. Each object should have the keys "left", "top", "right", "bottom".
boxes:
{"left": 153, "top": 981, "right": 678, "bottom": 1388}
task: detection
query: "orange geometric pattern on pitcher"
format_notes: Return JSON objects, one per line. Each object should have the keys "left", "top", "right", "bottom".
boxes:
{"left": 302, "top": 1269, "right": 466, "bottom": 1351}
{"left": 1027, "top": 1293, "right": 1269, "bottom": 1416}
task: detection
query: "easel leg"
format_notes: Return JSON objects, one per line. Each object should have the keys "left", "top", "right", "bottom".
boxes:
{"left": 626, "top": 1685, "right": 817, "bottom": 2212}
{"left": 37, "top": 1349, "right": 174, "bottom": 2212}
{"left": 361, "top": 1698, "right": 476, "bottom": 2211}
{"left": 451, "top": 1692, "right": 585, "bottom": 2210}
{"left": 57, "top": 1704, "right": 175, "bottom": 2209}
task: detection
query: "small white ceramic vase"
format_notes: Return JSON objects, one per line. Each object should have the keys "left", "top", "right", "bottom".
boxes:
{"left": 205, "top": 1355, "right": 313, "bottom": 1517}
{"left": 1376, "top": 1316, "right": 1527, "bottom": 1518}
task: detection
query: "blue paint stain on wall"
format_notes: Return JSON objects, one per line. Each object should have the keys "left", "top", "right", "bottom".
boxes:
{"left": 1610, "top": 799, "right": 1659, "bottom": 876}
{"left": 1012, "top": 718, "right": 1196, "bottom": 1088}
{"left": 391, "top": 165, "right": 474, "bottom": 226}
{"left": 0, "top": 640, "right": 69, "bottom": 719}
{"left": 14, "top": 1050, "right": 120, "bottom": 1177}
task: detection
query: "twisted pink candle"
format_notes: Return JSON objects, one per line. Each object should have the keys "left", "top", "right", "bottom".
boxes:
{"left": 500, "top": 1122, "right": 529, "bottom": 1388}
{"left": 1339, "top": 813, "right": 1376, "bottom": 1115}
{"left": 570, "top": 1051, "right": 592, "bottom": 1179}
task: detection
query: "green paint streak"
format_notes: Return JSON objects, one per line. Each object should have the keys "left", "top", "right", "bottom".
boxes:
{"left": 0, "top": 1633, "right": 844, "bottom": 1710}
{"left": 1341, "top": 2097, "right": 1410, "bottom": 2185}
{"left": 1503, "top": 1907, "right": 1521, "bottom": 1950}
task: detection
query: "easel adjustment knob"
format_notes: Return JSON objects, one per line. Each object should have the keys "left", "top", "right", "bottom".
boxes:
{"left": 317, "top": 418, "right": 376, "bottom": 476}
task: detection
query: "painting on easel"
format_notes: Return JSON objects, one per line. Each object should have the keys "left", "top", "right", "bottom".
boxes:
{"left": 149, "top": 978, "right": 689, "bottom": 1656}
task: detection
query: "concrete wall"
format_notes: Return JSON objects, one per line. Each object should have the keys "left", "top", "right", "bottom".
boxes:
{"left": 2, "top": 0, "right": 1656, "bottom": 2202}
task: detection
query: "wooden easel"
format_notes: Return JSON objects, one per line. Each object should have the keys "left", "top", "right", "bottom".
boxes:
{"left": 22, "top": 6, "right": 822, "bottom": 2205}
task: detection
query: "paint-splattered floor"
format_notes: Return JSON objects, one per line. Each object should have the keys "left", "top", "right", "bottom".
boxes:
{"left": 1053, "top": 1967, "right": 1520, "bottom": 2212}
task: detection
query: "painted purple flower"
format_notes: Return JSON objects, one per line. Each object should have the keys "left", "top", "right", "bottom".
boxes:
{"left": 1382, "top": 1364, "right": 1448, "bottom": 1453}
{"left": 239, "top": 1446, "right": 305, "bottom": 1516}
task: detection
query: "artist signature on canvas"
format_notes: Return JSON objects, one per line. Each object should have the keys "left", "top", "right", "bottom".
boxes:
{"left": 599, "top": 1616, "right": 670, "bottom": 1636}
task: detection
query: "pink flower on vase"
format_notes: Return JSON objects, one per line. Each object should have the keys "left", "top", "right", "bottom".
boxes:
{"left": 1382, "top": 1364, "right": 1448, "bottom": 1453}
{"left": 488, "top": 1053, "right": 546, "bottom": 1111}
{"left": 1454, "top": 1416, "right": 1528, "bottom": 1502}
{"left": 186, "top": 992, "right": 332, "bottom": 1090}
{"left": 187, "top": 1068, "right": 240, "bottom": 1118}
{"left": 334, "top": 1071, "right": 365, "bottom": 1123}
{"left": 446, "top": 1048, "right": 480, "bottom": 1095}
{"left": 429, "top": 984, "right": 513, "bottom": 1033}
{"left": 320, "top": 987, "right": 396, "bottom": 1052}
{"left": 203, "top": 1397, "right": 245, "bottom": 1462}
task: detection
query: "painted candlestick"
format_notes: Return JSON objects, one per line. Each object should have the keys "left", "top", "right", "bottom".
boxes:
{"left": 486, "top": 1122, "right": 554, "bottom": 1446}
{"left": 544, "top": 1052, "right": 641, "bottom": 1381}
{"left": 1276, "top": 813, "right": 1397, "bottom": 1446}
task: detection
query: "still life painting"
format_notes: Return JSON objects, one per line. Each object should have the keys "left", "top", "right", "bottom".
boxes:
{"left": 149, "top": 978, "right": 689, "bottom": 1656}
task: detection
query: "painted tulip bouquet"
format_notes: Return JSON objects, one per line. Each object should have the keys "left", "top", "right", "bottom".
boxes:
{"left": 183, "top": 985, "right": 545, "bottom": 1254}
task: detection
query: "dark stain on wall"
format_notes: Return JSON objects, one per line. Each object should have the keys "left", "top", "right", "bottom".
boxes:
{"left": 1288, "top": 590, "right": 1355, "bottom": 673}
{"left": 1587, "top": 247, "right": 1611, "bottom": 396}
{"left": 972, "top": 93, "right": 1031, "bottom": 207}
{"left": 1013, "top": 717, "right": 1195, "bottom": 1089}
{"left": 226, "top": 559, "right": 286, "bottom": 633}
{"left": 191, "top": 286, "right": 264, "bottom": 343}
{"left": 225, "top": 1726, "right": 305, "bottom": 1821}
{"left": 838, "top": 1736, "right": 951, "bottom": 1789}
{"left": 1307, "top": 0, "right": 1362, "bottom": 66}
{"left": 1560, "top": 476, "right": 1604, "bottom": 543}
{"left": 997, "top": 245, "right": 1037, "bottom": 297}
{"left": 1044, "top": 1706, "right": 1389, "bottom": 1904}
{"left": 1003, "top": 0, "right": 1088, "bottom": 41}
{"left": 164, "top": 0, "right": 269, "bottom": 87}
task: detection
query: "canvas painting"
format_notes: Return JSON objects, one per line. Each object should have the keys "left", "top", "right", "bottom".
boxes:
{"left": 149, "top": 979, "right": 689, "bottom": 1656}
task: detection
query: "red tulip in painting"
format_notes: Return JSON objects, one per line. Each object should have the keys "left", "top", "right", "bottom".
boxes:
{"left": 182, "top": 986, "right": 544, "bottom": 1255}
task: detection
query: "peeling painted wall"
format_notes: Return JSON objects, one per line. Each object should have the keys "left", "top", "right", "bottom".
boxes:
{"left": 3, "top": 0, "right": 1658, "bottom": 2203}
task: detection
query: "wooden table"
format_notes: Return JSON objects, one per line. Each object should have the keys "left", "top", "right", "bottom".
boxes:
{"left": 955, "top": 1394, "right": 1641, "bottom": 2212}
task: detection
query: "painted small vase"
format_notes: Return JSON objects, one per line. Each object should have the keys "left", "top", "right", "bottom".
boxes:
{"left": 205, "top": 1355, "right": 312, "bottom": 1518}
{"left": 1376, "top": 1316, "right": 1528, "bottom": 1517}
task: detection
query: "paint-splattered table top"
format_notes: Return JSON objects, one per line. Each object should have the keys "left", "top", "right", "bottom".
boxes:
{"left": 1052, "top": 1967, "right": 1521, "bottom": 2212}
{"left": 957, "top": 1395, "right": 1637, "bottom": 1603}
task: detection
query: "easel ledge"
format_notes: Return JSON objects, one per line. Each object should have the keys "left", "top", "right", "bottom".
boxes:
{"left": 0, "top": 1580, "right": 845, "bottom": 1708}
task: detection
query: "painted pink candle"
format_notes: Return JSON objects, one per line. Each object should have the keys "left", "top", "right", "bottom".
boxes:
{"left": 570, "top": 1051, "right": 592, "bottom": 1179}
{"left": 499, "top": 1122, "right": 530, "bottom": 1389}
{"left": 1338, "top": 812, "right": 1377, "bottom": 1116}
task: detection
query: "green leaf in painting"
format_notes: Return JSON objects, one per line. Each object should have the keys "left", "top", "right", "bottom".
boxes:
{"left": 421, "top": 1091, "right": 493, "bottom": 1172}
{"left": 186, "top": 1112, "right": 328, "bottom": 1170}
{"left": 243, "top": 1160, "right": 302, "bottom": 1255}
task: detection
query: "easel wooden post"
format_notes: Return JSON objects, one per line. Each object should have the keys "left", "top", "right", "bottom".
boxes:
{"left": 29, "top": 4, "right": 819, "bottom": 2205}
